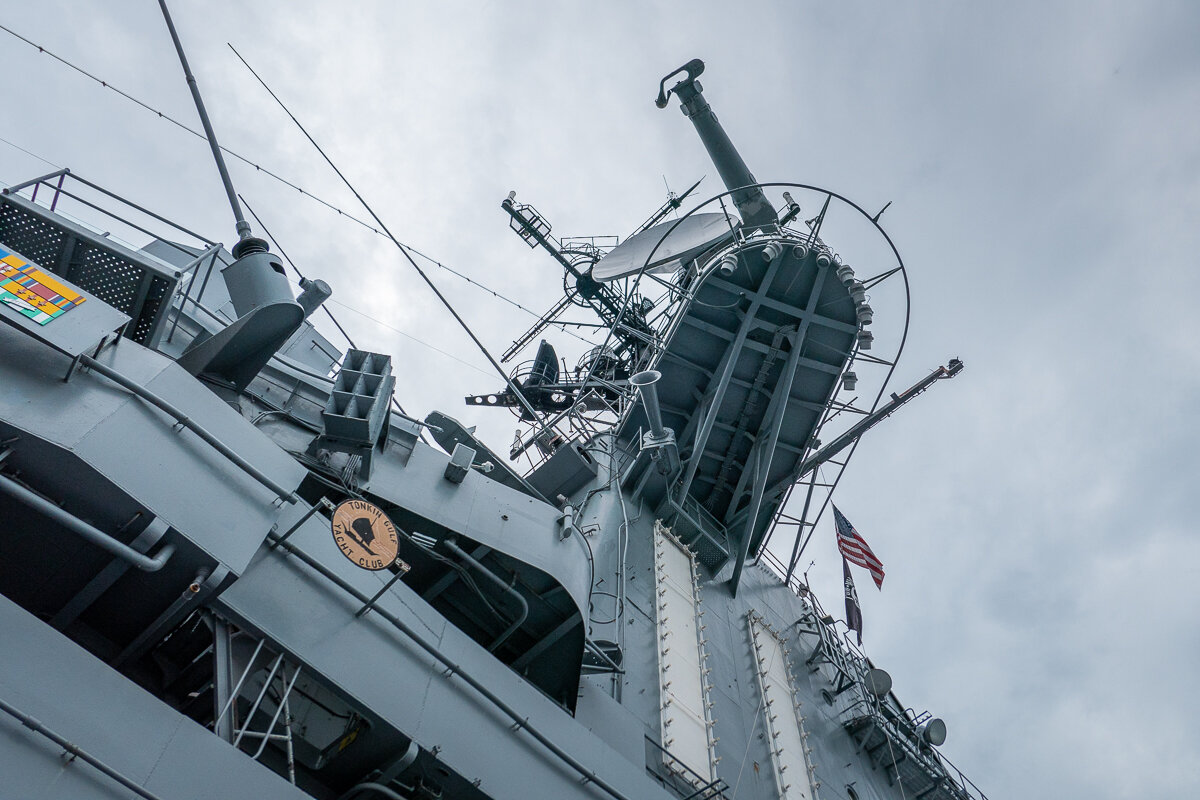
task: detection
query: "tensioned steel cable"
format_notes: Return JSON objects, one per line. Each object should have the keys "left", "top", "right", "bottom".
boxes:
{"left": 0, "top": 133, "right": 60, "bottom": 168}
{"left": 0, "top": 23, "right": 381, "bottom": 232}
{"left": 227, "top": 44, "right": 556, "bottom": 441}
{"left": 0, "top": 23, "right": 593, "bottom": 351}
{"left": 0, "top": 132, "right": 496, "bottom": 388}
{"left": 238, "top": 194, "right": 358, "bottom": 349}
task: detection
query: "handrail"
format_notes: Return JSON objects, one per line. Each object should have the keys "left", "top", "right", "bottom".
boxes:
{"left": 2, "top": 168, "right": 70, "bottom": 195}
{"left": 80, "top": 355, "right": 297, "bottom": 503}
{"left": 0, "top": 695, "right": 167, "bottom": 800}
{"left": 0, "top": 472, "right": 175, "bottom": 571}
{"left": 644, "top": 735, "right": 728, "bottom": 799}
{"left": 3, "top": 169, "right": 216, "bottom": 246}
{"left": 267, "top": 530, "right": 636, "bottom": 800}
{"left": 790, "top": 588, "right": 988, "bottom": 800}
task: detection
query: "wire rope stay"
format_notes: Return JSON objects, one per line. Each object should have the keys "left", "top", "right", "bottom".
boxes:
{"left": 0, "top": 24, "right": 592, "bottom": 351}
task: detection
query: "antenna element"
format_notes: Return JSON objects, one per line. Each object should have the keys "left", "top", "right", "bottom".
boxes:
{"left": 157, "top": 0, "right": 253, "bottom": 244}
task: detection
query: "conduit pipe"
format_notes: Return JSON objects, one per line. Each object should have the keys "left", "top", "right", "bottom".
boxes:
{"left": 0, "top": 696, "right": 167, "bottom": 800}
{"left": 0, "top": 473, "right": 175, "bottom": 571}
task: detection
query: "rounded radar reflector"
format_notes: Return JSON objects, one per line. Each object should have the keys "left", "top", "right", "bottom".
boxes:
{"left": 918, "top": 718, "right": 948, "bottom": 746}
{"left": 591, "top": 213, "right": 736, "bottom": 282}
{"left": 864, "top": 667, "right": 892, "bottom": 697}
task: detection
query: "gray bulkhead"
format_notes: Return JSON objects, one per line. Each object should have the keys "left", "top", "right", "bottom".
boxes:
{"left": 0, "top": 253, "right": 668, "bottom": 798}
{"left": 0, "top": 50, "right": 976, "bottom": 793}
{"left": 0, "top": 594, "right": 313, "bottom": 800}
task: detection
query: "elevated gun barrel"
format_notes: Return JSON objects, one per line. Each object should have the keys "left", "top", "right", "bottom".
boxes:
{"left": 656, "top": 59, "right": 778, "bottom": 229}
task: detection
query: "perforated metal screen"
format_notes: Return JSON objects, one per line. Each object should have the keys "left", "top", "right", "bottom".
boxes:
{"left": 0, "top": 194, "right": 179, "bottom": 347}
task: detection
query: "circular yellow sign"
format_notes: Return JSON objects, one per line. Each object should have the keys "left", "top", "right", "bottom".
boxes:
{"left": 331, "top": 499, "right": 399, "bottom": 571}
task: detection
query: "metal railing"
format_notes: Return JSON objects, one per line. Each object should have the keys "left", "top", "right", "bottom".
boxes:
{"left": 644, "top": 736, "right": 728, "bottom": 800}
{"left": 0, "top": 695, "right": 167, "bottom": 800}
{"left": 773, "top": 573, "right": 989, "bottom": 800}
{"left": 4, "top": 168, "right": 216, "bottom": 254}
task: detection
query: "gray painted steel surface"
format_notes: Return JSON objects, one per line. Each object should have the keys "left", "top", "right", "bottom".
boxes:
{"left": 0, "top": 595, "right": 310, "bottom": 800}
{"left": 215, "top": 513, "right": 676, "bottom": 800}
{"left": 367, "top": 441, "right": 592, "bottom": 621}
{"left": 0, "top": 49, "right": 985, "bottom": 800}
{"left": 0, "top": 191, "right": 180, "bottom": 346}
{"left": 0, "top": 321, "right": 303, "bottom": 575}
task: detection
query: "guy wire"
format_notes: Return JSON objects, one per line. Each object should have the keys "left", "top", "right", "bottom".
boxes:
{"left": 0, "top": 23, "right": 591, "bottom": 352}
{"left": 227, "top": 43, "right": 558, "bottom": 445}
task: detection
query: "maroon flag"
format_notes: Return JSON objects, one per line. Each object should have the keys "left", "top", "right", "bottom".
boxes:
{"left": 833, "top": 505, "right": 885, "bottom": 589}
{"left": 843, "top": 557, "right": 863, "bottom": 645}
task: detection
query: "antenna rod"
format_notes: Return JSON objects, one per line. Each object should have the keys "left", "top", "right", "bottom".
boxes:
{"left": 157, "top": 0, "right": 251, "bottom": 241}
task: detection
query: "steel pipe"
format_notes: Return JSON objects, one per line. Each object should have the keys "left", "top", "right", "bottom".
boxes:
{"left": 0, "top": 473, "right": 175, "bottom": 571}
{"left": 268, "top": 532, "right": 634, "bottom": 800}
{"left": 629, "top": 370, "right": 665, "bottom": 440}
{"left": 2, "top": 167, "right": 70, "bottom": 196}
{"left": 0, "top": 695, "right": 167, "bottom": 800}
{"left": 80, "top": 355, "right": 296, "bottom": 503}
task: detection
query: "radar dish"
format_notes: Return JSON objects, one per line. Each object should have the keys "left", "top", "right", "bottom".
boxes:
{"left": 592, "top": 213, "right": 736, "bottom": 282}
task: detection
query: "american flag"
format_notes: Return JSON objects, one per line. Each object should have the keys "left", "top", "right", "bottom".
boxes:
{"left": 833, "top": 505, "right": 884, "bottom": 589}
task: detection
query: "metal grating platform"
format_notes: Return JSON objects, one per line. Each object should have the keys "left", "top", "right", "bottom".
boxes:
{"left": 0, "top": 193, "right": 180, "bottom": 347}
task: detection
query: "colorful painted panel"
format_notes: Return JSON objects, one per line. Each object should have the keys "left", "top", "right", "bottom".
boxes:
{"left": 0, "top": 245, "right": 85, "bottom": 325}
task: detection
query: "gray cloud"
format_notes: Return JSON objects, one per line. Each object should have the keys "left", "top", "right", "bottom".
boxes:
{"left": 2, "top": 1, "right": 1197, "bottom": 796}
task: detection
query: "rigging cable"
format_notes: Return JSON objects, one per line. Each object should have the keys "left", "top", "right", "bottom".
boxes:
{"left": 0, "top": 23, "right": 383, "bottom": 235}
{"left": 0, "top": 23, "right": 592, "bottom": 352}
{"left": 0, "top": 133, "right": 60, "bottom": 168}
{"left": 241, "top": 195, "right": 440, "bottom": 445}
{"left": 324, "top": 300, "right": 495, "bottom": 379}
{"left": 226, "top": 43, "right": 558, "bottom": 445}
{"left": 0, "top": 23, "right": 593, "bottom": 354}
{"left": 239, "top": 194, "right": 358, "bottom": 350}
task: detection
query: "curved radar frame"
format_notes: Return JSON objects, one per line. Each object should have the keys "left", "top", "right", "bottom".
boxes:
{"left": 571, "top": 181, "right": 911, "bottom": 572}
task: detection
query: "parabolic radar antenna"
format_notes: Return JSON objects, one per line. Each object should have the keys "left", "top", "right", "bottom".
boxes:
{"left": 591, "top": 212, "right": 736, "bottom": 281}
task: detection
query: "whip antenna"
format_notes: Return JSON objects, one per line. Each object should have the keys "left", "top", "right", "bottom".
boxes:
{"left": 157, "top": 0, "right": 253, "bottom": 243}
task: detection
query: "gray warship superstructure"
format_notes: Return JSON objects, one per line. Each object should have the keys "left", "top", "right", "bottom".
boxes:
{"left": 0, "top": 27, "right": 986, "bottom": 800}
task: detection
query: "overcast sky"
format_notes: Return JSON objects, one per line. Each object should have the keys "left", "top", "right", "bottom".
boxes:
{"left": 2, "top": 2, "right": 1198, "bottom": 797}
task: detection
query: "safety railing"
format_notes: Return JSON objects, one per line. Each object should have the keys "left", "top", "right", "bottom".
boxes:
{"left": 1, "top": 169, "right": 203, "bottom": 346}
